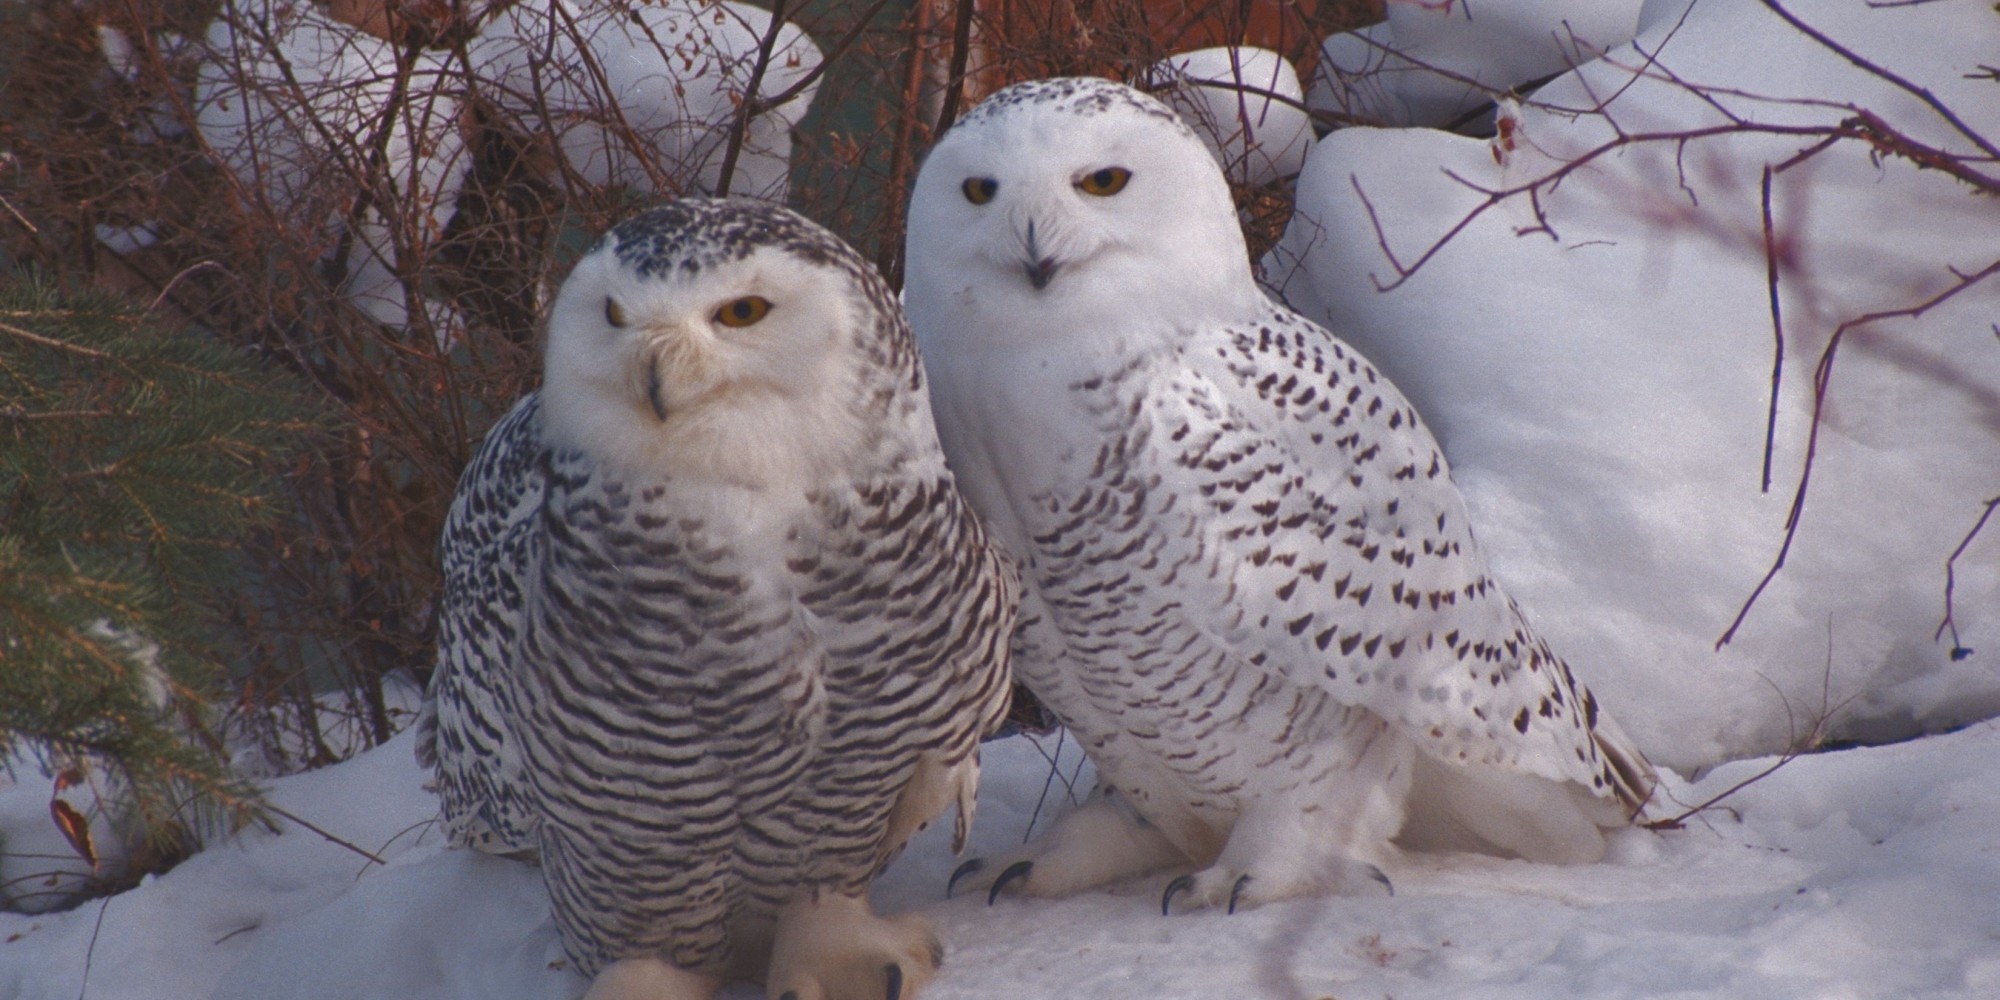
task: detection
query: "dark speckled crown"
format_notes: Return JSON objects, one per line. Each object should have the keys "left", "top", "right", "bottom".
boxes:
{"left": 602, "top": 197, "right": 848, "bottom": 280}
{"left": 953, "top": 76, "right": 1194, "bottom": 139}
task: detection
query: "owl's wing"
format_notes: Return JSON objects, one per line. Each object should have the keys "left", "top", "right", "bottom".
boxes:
{"left": 1129, "top": 306, "right": 1650, "bottom": 809}
{"left": 795, "top": 461, "right": 1020, "bottom": 861}
{"left": 420, "top": 393, "right": 547, "bottom": 854}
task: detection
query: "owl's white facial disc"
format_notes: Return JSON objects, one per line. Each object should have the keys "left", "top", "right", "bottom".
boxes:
{"left": 905, "top": 77, "right": 1261, "bottom": 363}
{"left": 540, "top": 199, "right": 875, "bottom": 488}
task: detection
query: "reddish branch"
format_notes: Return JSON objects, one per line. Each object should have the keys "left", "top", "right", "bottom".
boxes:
{"left": 1758, "top": 0, "right": 2000, "bottom": 161}
{"left": 1716, "top": 259, "right": 2000, "bottom": 649}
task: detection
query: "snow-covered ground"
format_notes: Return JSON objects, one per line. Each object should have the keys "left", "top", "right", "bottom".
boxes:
{"left": 6, "top": 0, "right": 1998, "bottom": 997}
{"left": 7, "top": 722, "right": 2000, "bottom": 999}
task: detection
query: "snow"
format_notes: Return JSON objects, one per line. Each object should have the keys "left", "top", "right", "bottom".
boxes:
{"left": 1146, "top": 47, "right": 1315, "bottom": 186}
{"left": 469, "top": 0, "right": 823, "bottom": 200}
{"left": 194, "top": 0, "right": 471, "bottom": 339}
{"left": 9, "top": 720, "right": 2000, "bottom": 999}
{"left": 1310, "top": 0, "right": 1648, "bottom": 130}
{"left": 8, "top": 1, "right": 1999, "bottom": 997}
{"left": 189, "top": 0, "right": 824, "bottom": 339}
{"left": 1268, "top": 0, "right": 2000, "bottom": 770}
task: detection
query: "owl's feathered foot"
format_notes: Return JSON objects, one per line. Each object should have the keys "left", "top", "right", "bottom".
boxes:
{"left": 1158, "top": 859, "right": 1392, "bottom": 915}
{"left": 946, "top": 797, "right": 1184, "bottom": 902}
{"left": 767, "top": 893, "right": 942, "bottom": 1000}
{"left": 581, "top": 956, "right": 720, "bottom": 1000}
{"left": 1157, "top": 726, "right": 1406, "bottom": 914}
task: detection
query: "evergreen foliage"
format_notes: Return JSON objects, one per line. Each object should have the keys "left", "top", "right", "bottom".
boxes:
{"left": 0, "top": 274, "right": 319, "bottom": 897}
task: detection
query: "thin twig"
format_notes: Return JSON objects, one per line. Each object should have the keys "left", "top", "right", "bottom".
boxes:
{"left": 76, "top": 896, "right": 111, "bottom": 1000}
{"left": 0, "top": 191, "right": 37, "bottom": 234}
{"left": 1352, "top": 119, "right": 1880, "bottom": 291}
{"left": 0, "top": 318, "right": 115, "bottom": 359}
{"left": 712, "top": 0, "right": 789, "bottom": 197}
{"left": 1758, "top": 0, "right": 2000, "bottom": 160}
{"left": 1757, "top": 164, "right": 1783, "bottom": 493}
{"left": 754, "top": 0, "right": 900, "bottom": 114}
{"left": 933, "top": 0, "right": 976, "bottom": 135}
{"left": 1718, "top": 259, "right": 2000, "bottom": 648}
{"left": 1934, "top": 496, "right": 1999, "bottom": 658}
{"left": 263, "top": 801, "right": 387, "bottom": 866}
{"left": 1649, "top": 628, "right": 1855, "bottom": 829}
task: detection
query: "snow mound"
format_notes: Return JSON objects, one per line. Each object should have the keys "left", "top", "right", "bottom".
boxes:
{"left": 1268, "top": 0, "right": 2000, "bottom": 770}
{"left": 1311, "top": 0, "right": 1647, "bottom": 130}
{"left": 469, "top": 0, "right": 823, "bottom": 200}
{"left": 1147, "top": 46, "right": 1314, "bottom": 186}
{"left": 195, "top": 0, "right": 470, "bottom": 339}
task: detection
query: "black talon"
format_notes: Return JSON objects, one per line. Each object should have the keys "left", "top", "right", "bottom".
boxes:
{"left": 1161, "top": 874, "right": 1195, "bottom": 916}
{"left": 987, "top": 860, "right": 1034, "bottom": 905}
{"left": 947, "top": 858, "right": 985, "bottom": 899}
{"left": 1227, "top": 874, "right": 1253, "bottom": 915}
{"left": 1367, "top": 865, "right": 1394, "bottom": 897}
{"left": 884, "top": 962, "right": 903, "bottom": 1000}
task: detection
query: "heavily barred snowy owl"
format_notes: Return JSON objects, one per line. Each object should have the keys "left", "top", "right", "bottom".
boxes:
{"left": 417, "top": 199, "right": 1016, "bottom": 1000}
{"left": 903, "top": 79, "right": 1655, "bottom": 913}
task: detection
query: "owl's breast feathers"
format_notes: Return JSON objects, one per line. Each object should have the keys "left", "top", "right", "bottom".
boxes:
{"left": 426, "top": 390, "right": 1016, "bottom": 974}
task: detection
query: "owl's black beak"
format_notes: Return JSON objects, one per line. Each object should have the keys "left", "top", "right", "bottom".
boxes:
{"left": 645, "top": 365, "right": 668, "bottom": 422}
{"left": 1022, "top": 219, "right": 1060, "bottom": 290}
{"left": 1024, "top": 257, "right": 1060, "bottom": 290}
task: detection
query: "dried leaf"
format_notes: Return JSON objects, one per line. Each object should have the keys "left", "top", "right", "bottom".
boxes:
{"left": 49, "top": 797, "right": 99, "bottom": 869}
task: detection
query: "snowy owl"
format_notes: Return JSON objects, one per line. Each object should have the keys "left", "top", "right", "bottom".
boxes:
{"left": 417, "top": 198, "right": 1017, "bottom": 999}
{"left": 902, "top": 78, "right": 1655, "bottom": 913}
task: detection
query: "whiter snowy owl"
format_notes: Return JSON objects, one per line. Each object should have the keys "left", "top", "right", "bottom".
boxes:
{"left": 903, "top": 78, "right": 1656, "bottom": 914}
{"left": 417, "top": 198, "right": 1017, "bottom": 1000}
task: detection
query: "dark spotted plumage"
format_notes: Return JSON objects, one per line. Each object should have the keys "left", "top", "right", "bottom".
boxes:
{"left": 905, "top": 79, "right": 1654, "bottom": 908}
{"left": 607, "top": 197, "right": 847, "bottom": 279}
{"left": 1015, "top": 301, "right": 1652, "bottom": 833}
{"left": 419, "top": 199, "right": 1015, "bottom": 980}
{"left": 955, "top": 76, "right": 1192, "bottom": 134}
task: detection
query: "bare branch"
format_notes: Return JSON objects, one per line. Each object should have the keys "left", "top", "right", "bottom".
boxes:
{"left": 1354, "top": 119, "right": 1867, "bottom": 292}
{"left": 1934, "top": 496, "right": 1999, "bottom": 659}
{"left": 262, "top": 801, "right": 387, "bottom": 867}
{"left": 1718, "top": 258, "right": 2000, "bottom": 648}
{"left": 1757, "top": 164, "right": 1784, "bottom": 494}
{"left": 1758, "top": 0, "right": 2000, "bottom": 160}
{"left": 713, "top": 0, "right": 791, "bottom": 197}
{"left": 755, "top": 0, "right": 900, "bottom": 113}
{"left": 933, "top": 0, "right": 977, "bottom": 134}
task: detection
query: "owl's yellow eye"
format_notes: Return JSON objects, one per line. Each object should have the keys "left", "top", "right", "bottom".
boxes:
{"left": 1076, "top": 167, "right": 1131, "bottom": 196}
{"left": 962, "top": 177, "right": 998, "bottom": 205}
{"left": 604, "top": 297, "right": 627, "bottom": 327}
{"left": 713, "top": 296, "right": 772, "bottom": 328}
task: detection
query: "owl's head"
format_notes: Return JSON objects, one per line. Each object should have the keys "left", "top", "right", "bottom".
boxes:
{"left": 904, "top": 78, "right": 1261, "bottom": 356}
{"left": 541, "top": 198, "right": 915, "bottom": 488}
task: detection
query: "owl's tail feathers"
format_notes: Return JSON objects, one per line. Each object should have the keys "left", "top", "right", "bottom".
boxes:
{"left": 1589, "top": 710, "right": 1660, "bottom": 823}
{"left": 1401, "top": 754, "right": 1628, "bottom": 865}
{"left": 876, "top": 751, "right": 982, "bottom": 872}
